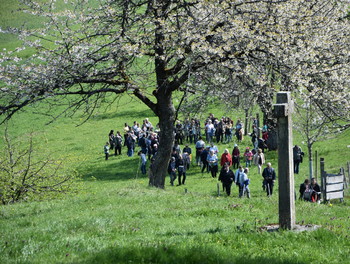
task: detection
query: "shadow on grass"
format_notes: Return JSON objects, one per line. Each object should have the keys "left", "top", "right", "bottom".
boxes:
{"left": 78, "top": 155, "right": 142, "bottom": 182}
{"left": 92, "top": 108, "right": 154, "bottom": 121}
{"left": 72, "top": 246, "right": 304, "bottom": 264}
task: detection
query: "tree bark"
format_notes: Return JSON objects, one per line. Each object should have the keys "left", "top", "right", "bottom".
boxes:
{"left": 244, "top": 109, "right": 249, "bottom": 136}
{"left": 148, "top": 93, "right": 175, "bottom": 188}
{"left": 308, "top": 143, "right": 313, "bottom": 180}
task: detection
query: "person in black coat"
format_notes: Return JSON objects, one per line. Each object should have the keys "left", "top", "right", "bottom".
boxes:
{"left": 293, "top": 145, "right": 303, "bottom": 174}
{"left": 125, "top": 132, "right": 136, "bottom": 157}
{"left": 299, "top": 179, "right": 310, "bottom": 200}
{"left": 200, "top": 146, "right": 210, "bottom": 174}
{"left": 262, "top": 162, "right": 276, "bottom": 196}
{"left": 219, "top": 163, "right": 235, "bottom": 196}
{"left": 176, "top": 154, "right": 190, "bottom": 185}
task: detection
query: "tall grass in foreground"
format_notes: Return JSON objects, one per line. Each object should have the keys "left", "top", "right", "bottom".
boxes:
{"left": 1, "top": 177, "right": 349, "bottom": 263}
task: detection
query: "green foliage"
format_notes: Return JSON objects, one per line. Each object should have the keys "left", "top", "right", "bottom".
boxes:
{"left": 0, "top": 128, "right": 80, "bottom": 204}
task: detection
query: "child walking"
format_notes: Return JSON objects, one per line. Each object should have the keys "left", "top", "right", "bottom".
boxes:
{"left": 104, "top": 142, "right": 110, "bottom": 160}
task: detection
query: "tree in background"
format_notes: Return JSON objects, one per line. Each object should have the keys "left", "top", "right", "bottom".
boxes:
{"left": 0, "top": 0, "right": 349, "bottom": 188}
{"left": 294, "top": 96, "right": 350, "bottom": 180}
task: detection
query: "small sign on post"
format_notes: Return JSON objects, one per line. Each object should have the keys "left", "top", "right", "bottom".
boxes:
{"left": 273, "top": 92, "right": 295, "bottom": 230}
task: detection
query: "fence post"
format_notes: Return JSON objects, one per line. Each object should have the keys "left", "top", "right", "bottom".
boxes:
{"left": 320, "top": 158, "right": 326, "bottom": 202}
{"left": 341, "top": 167, "right": 347, "bottom": 189}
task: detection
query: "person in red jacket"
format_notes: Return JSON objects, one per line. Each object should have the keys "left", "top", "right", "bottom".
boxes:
{"left": 232, "top": 144, "right": 240, "bottom": 169}
{"left": 220, "top": 149, "right": 232, "bottom": 167}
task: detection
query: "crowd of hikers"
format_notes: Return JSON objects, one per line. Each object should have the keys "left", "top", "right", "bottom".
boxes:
{"left": 103, "top": 113, "right": 319, "bottom": 201}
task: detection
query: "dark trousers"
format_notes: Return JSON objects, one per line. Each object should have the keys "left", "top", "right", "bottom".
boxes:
{"left": 115, "top": 145, "right": 122, "bottom": 155}
{"left": 141, "top": 164, "right": 146, "bottom": 175}
{"left": 232, "top": 157, "right": 240, "bottom": 169}
{"left": 210, "top": 165, "right": 218, "bottom": 178}
{"left": 201, "top": 161, "right": 209, "bottom": 173}
{"left": 223, "top": 182, "right": 232, "bottom": 196}
{"left": 266, "top": 180, "right": 274, "bottom": 196}
{"left": 178, "top": 171, "right": 186, "bottom": 185}
{"left": 294, "top": 161, "right": 300, "bottom": 174}
{"left": 170, "top": 172, "right": 176, "bottom": 186}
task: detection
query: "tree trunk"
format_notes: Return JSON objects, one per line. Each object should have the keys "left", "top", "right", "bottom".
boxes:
{"left": 262, "top": 108, "right": 278, "bottom": 150}
{"left": 244, "top": 109, "right": 249, "bottom": 136}
{"left": 267, "top": 128, "right": 277, "bottom": 151}
{"left": 308, "top": 143, "right": 313, "bottom": 180}
{"left": 148, "top": 93, "right": 175, "bottom": 188}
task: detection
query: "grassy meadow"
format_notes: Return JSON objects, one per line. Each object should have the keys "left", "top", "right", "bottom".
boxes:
{"left": 1, "top": 1, "right": 350, "bottom": 263}
{"left": 1, "top": 92, "right": 350, "bottom": 264}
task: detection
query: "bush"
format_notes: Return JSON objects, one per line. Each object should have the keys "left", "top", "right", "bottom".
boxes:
{"left": 0, "top": 127, "right": 78, "bottom": 204}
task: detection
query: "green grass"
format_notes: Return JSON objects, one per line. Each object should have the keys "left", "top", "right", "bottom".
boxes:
{"left": 0, "top": 95, "right": 349, "bottom": 263}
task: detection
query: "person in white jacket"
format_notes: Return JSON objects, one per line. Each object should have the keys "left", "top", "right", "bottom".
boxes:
{"left": 253, "top": 148, "right": 265, "bottom": 174}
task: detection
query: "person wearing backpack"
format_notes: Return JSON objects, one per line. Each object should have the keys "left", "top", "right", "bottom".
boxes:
{"left": 176, "top": 154, "right": 188, "bottom": 186}
{"left": 114, "top": 131, "right": 123, "bottom": 156}
{"left": 293, "top": 145, "right": 304, "bottom": 174}
{"left": 234, "top": 165, "right": 244, "bottom": 197}
{"left": 299, "top": 178, "right": 312, "bottom": 201}
{"left": 108, "top": 130, "right": 115, "bottom": 151}
{"left": 253, "top": 148, "right": 265, "bottom": 175}
{"left": 236, "top": 168, "right": 251, "bottom": 198}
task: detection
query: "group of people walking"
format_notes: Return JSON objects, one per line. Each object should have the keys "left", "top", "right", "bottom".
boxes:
{"left": 104, "top": 118, "right": 159, "bottom": 160}
{"left": 103, "top": 114, "right": 316, "bottom": 201}
{"left": 175, "top": 114, "right": 246, "bottom": 146}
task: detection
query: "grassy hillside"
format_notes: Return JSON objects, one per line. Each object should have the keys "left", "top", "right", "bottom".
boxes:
{"left": 1, "top": 92, "right": 350, "bottom": 263}
{"left": 1, "top": 1, "right": 350, "bottom": 263}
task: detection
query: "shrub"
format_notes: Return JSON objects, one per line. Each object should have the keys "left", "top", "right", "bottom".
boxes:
{"left": 0, "top": 127, "right": 78, "bottom": 204}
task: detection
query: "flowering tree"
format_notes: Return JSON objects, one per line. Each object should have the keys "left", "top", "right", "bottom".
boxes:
{"left": 294, "top": 96, "right": 350, "bottom": 180}
{"left": 0, "top": 0, "right": 349, "bottom": 188}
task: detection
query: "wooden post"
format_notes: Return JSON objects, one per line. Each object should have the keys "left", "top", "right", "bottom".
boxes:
{"left": 341, "top": 167, "right": 347, "bottom": 189}
{"left": 320, "top": 158, "right": 326, "bottom": 201}
{"left": 273, "top": 92, "right": 295, "bottom": 230}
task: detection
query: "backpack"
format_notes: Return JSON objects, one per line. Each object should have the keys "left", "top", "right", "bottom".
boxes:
{"left": 115, "top": 136, "right": 123, "bottom": 146}
{"left": 303, "top": 187, "right": 312, "bottom": 201}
